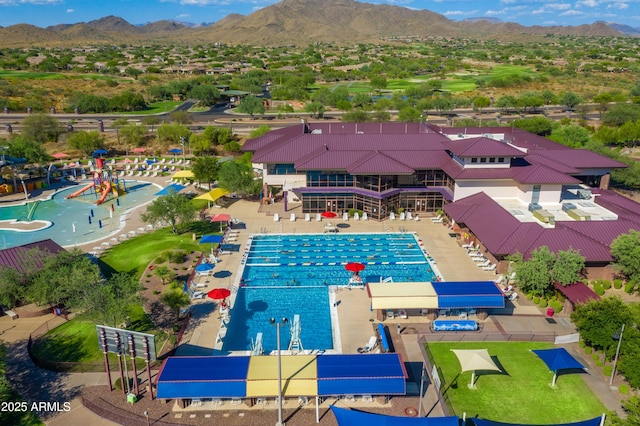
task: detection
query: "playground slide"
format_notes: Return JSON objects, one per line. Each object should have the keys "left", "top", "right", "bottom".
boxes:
{"left": 65, "top": 182, "right": 95, "bottom": 199}
{"left": 95, "top": 182, "right": 112, "bottom": 205}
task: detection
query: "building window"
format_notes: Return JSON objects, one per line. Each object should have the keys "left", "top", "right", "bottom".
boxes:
{"left": 480, "top": 157, "right": 487, "bottom": 163}
{"left": 489, "top": 157, "right": 496, "bottom": 163}
{"left": 471, "top": 158, "right": 478, "bottom": 163}
{"left": 498, "top": 157, "right": 505, "bottom": 163}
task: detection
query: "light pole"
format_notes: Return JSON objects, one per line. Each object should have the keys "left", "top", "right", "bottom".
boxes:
{"left": 418, "top": 363, "right": 427, "bottom": 417}
{"left": 610, "top": 324, "right": 625, "bottom": 386}
{"left": 270, "top": 317, "right": 288, "bottom": 426}
{"left": 143, "top": 410, "right": 150, "bottom": 426}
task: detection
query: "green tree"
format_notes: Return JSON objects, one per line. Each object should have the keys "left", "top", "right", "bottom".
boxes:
{"left": 511, "top": 246, "right": 585, "bottom": 296}
{"left": 217, "top": 161, "right": 260, "bottom": 196}
{"left": 398, "top": 106, "right": 421, "bottom": 122}
{"left": 342, "top": 109, "right": 370, "bottom": 122}
{"left": 551, "top": 249, "right": 585, "bottom": 286}
{"left": 170, "top": 110, "right": 192, "bottom": 125}
{"left": 120, "top": 123, "right": 146, "bottom": 150}
{"left": 511, "top": 117, "right": 556, "bottom": 136}
{"left": 154, "top": 265, "right": 173, "bottom": 285}
{"left": 0, "top": 267, "right": 26, "bottom": 308}
{"left": 249, "top": 125, "right": 271, "bottom": 139}
{"left": 21, "top": 113, "right": 62, "bottom": 144}
{"left": 188, "top": 84, "right": 221, "bottom": 106}
{"left": 548, "top": 125, "right": 591, "bottom": 148}
{"left": 611, "top": 230, "right": 640, "bottom": 281}
{"left": 161, "top": 281, "right": 191, "bottom": 319}
{"left": 472, "top": 96, "right": 490, "bottom": 112}
{"left": 305, "top": 101, "right": 325, "bottom": 119}
{"left": 141, "top": 190, "right": 195, "bottom": 234}
{"left": 236, "top": 95, "right": 265, "bottom": 118}
{"left": 157, "top": 123, "right": 190, "bottom": 148}
{"left": 7, "top": 135, "right": 49, "bottom": 163}
{"left": 602, "top": 104, "right": 640, "bottom": 127}
{"left": 560, "top": 91, "right": 582, "bottom": 111}
{"left": 73, "top": 273, "right": 141, "bottom": 327}
{"left": 67, "top": 130, "right": 105, "bottom": 157}
{"left": 142, "top": 116, "right": 161, "bottom": 133}
{"left": 369, "top": 75, "right": 387, "bottom": 93}
{"left": 191, "top": 156, "right": 220, "bottom": 189}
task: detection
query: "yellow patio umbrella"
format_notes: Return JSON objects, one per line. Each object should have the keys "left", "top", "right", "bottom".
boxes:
{"left": 195, "top": 188, "right": 229, "bottom": 208}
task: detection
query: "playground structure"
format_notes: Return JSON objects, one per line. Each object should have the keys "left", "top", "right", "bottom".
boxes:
{"left": 65, "top": 157, "right": 126, "bottom": 205}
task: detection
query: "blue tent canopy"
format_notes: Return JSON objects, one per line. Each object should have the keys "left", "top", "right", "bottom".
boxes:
{"left": 156, "top": 356, "right": 250, "bottom": 399}
{"left": 471, "top": 416, "right": 603, "bottom": 426}
{"left": 169, "top": 148, "right": 183, "bottom": 154}
{"left": 432, "top": 281, "right": 505, "bottom": 309}
{"left": 92, "top": 149, "right": 108, "bottom": 156}
{"left": 200, "top": 235, "right": 224, "bottom": 244}
{"left": 532, "top": 348, "right": 585, "bottom": 372}
{"left": 331, "top": 406, "right": 460, "bottom": 426}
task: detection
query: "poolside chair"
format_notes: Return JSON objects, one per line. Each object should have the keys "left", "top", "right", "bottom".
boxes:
{"left": 462, "top": 242, "right": 475, "bottom": 249}
{"left": 353, "top": 212, "right": 359, "bottom": 221}
{"left": 389, "top": 212, "right": 396, "bottom": 220}
{"left": 406, "top": 211, "right": 413, "bottom": 220}
{"left": 304, "top": 213, "right": 311, "bottom": 221}
{"left": 362, "top": 336, "right": 377, "bottom": 353}
{"left": 431, "top": 214, "right": 442, "bottom": 222}
{"left": 484, "top": 264, "right": 497, "bottom": 272}
{"left": 414, "top": 214, "right": 420, "bottom": 221}
{"left": 273, "top": 213, "right": 279, "bottom": 222}
{"left": 399, "top": 212, "right": 405, "bottom": 221}
{"left": 508, "top": 292, "right": 519, "bottom": 302}
{"left": 290, "top": 213, "right": 296, "bottom": 222}
{"left": 362, "top": 212, "right": 368, "bottom": 221}
{"left": 316, "top": 213, "right": 322, "bottom": 222}
{"left": 343, "top": 212, "right": 349, "bottom": 221}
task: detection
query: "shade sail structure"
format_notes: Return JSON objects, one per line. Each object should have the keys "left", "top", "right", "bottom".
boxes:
{"left": 451, "top": 349, "right": 501, "bottom": 388}
{"left": 207, "top": 288, "right": 231, "bottom": 300}
{"left": 345, "top": 262, "right": 366, "bottom": 272}
{"left": 433, "top": 281, "right": 505, "bottom": 309}
{"left": 246, "top": 355, "right": 318, "bottom": 397}
{"left": 155, "top": 183, "right": 186, "bottom": 196}
{"left": 317, "top": 353, "right": 407, "bottom": 396}
{"left": 195, "top": 263, "right": 215, "bottom": 273}
{"left": 172, "top": 170, "right": 195, "bottom": 179}
{"left": 200, "top": 235, "right": 224, "bottom": 244}
{"left": 367, "top": 282, "right": 438, "bottom": 310}
{"left": 195, "top": 188, "right": 229, "bottom": 203}
{"left": 332, "top": 406, "right": 460, "bottom": 426}
{"left": 321, "top": 211, "right": 337, "bottom": 218}
{"left": 532, "top": 348, "right": 586, "bottom": 386}
{"left": 156, "top": 356, "right": 249, "bottom": 399}
{"left": 471, "top": 416, "right": 604, "bottom": 426}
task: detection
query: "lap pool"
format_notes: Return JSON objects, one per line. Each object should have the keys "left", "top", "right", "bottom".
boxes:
{"left": 221, "top": 233, "right": 438, "bottom": 353}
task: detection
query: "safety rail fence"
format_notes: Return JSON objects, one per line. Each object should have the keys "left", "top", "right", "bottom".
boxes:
{"left": 81, "top": 396, "right": 182, "bottom": 426}
{"left": 418, "top": 330, "right": 557, "bottom": 417}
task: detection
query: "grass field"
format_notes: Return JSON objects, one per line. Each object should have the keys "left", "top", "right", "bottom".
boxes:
{"left": 428, "top": 341, "right": 606, "bottom": 423}
{"left": 0, "top": 70, "right": 67, "bottom": 80}
{"left": 122, "top": 100, "right": 182, "bottom": 115}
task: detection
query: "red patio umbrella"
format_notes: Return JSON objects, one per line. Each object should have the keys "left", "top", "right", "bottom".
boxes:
{"left": 52, "top": 152, "right": 70, "bottom": 159}
{"left": 132, "top": 147, "right": 146, "bottom": 153}
{"left": 210, "top": 213, "right": 232, "bottom": 232}
{"left": 207, "top": 288, "right": 231, "bottom": 300}
{"left": 345, "top": 262, "right": 366, "bottom": 273}
{"left": 321, "top": 211, "right": 337, "bottom": 218}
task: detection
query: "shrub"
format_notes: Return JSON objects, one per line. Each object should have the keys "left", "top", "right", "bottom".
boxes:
{"left": 592, "top": 353, "right": 600, "bottom": 361}
{"left": 594, "top": 284, "right": 605, "bottom": 296}
{"left": 549, "top": 299, "right": 563, "bottom": 313}
{"left": 579, "top": 340, "right": 586, "bottom": 348}
{"left": 603, "top": 365, "right": 612, "bottom": 376}
{"left": 619, "top": 384, "right": 630, "bottom": 394}
{"left": 613, "top": 279, "right": 623, "bottom": 289}
{"left": 156, "top": 252, "right": 168, "bottom": 263}
{"left": 537, "top": 299, "right": 548, "bottom": 308}
{"left": 624, "top": 281, "right": 636, "bottom": 294}
{"left": 533, "top": 296, "right": 540, "bottom": 304}
{"left": 168, "top": 250, "right": 186, "bottom": 264}
{"left": 584, "top": 346, "right": 592, "bottom": 354}
{"left": 595, "top": 360, "right": 602, "bottom": 367}
{"left": 114, "top": 377, "right": 138, "bottom": 391}
{"left": 602, "top": 280, "right": 612, "bottom": 290}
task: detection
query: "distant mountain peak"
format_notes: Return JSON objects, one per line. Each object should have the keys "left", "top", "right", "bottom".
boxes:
{"left": 464, "top": 17, "right": 503, "bottom": 24}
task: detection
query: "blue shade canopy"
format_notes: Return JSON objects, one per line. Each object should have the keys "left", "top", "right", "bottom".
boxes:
{"left": 169, "top": 148, "right": 183, "bottom": 154}
{"left": 195, "top": 263, "right": 215, "bottom": 272}
{"left": 92, "top": 149, "right": 108, "bottom": 156}
{"left": 471, "top": 416, "right": 603, "bottom": 426}
{"left": 200, "top": 235, "right": 224, "bottom": 244}
{"left": 532, "top": 348, "right": 585, "bottom": 373}
{"left": 154, "top": 183, "right": 186, "bottom": 196}
{"left": 331, "top": 406, "right": 459, "bottom": 426}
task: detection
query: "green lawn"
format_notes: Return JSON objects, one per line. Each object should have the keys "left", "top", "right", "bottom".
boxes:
{"left": 121, "top": 100, "right": 182, "bottom": 115}
{"left": 428, "top": 342, "right": 606, "bottom": 423}
{"left": 0, "top": 70, "right": 67, "bottom": 80}
{"left": 99, "top": 222, "right": 215, "bottom": 278}
{"left": 30, "top": 305, "right": 164, "bottom": 365}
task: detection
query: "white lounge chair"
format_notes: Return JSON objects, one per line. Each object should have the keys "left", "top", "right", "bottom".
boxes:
{"left": 362, "top": 336, "right": 377, "bottom": 353}
{"left": 399, "top": 212, "right": 406, "bottom": 221}
{"left": 362, "top": 212, "right": 368, "bottom": 221}
{"left": 343, "top": 212, "right": 349, "bottom": 221}
{"left": 508, "top": 292, "right": 519, "bottom": 302}
{"left": 431, "top": 214, "right": 443, "bottom": 222}
{"left": 316, "top": 213, "right": 322, "bottom": 222}
{"left": 353, "top": 212, "right": 360, "bottom": 221}
{"left": 484, "top": 264, "right": 497, "bottom": 272}
{"left": 273, "top": 213, "right": 279, "bottom": 222}
{"left": 414, "top": 214, "right": 420, "bottom": 221}
{"left": 406, "top": 211, "right": 413, "bottom": 220}
{"left": 389, "top": 212, "right": 396, "bottom": 221}
{"left": 304, "top": 213, "right": 311, "bottom": 221}
{"left": 290, "top": 213, "right": 296, "bottom": 222}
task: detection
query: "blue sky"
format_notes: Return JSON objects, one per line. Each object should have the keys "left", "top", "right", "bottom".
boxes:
{"left": 0, "top": 0, "right": 638, "bottom": 28}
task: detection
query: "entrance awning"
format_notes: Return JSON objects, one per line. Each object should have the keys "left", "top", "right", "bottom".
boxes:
{"left": 367, "top": 282, "right": 438, "bottom": 310}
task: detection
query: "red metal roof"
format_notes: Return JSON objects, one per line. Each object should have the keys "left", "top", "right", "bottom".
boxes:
{"left": 445, "top": 137, "right": 526, "bottom": 158}
{"left": 554, "top": 282, "right": 600, "bottom": 305}
{"left": 0, "top": 239, "right": 65, "bottom": 273}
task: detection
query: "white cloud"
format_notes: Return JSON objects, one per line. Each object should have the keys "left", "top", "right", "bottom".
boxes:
{"left": 560, "top": 9, "right": 586, "bottom": 16}
{"left": 443, "top": 9, "right": 479, "bottom": 17}
{"left": 607, "top": 2, "right": 629, "bottom": 10}
{"left": 485, "top": 9, "right": 506, "bottom": 16}
{"left": 176, "top": 13, "right": 190, "bottom": 18}
{"left": 66, "top": 8, "right": 74, "bottom": 13}
{"left": 576, "top": 0, "right": 598, "bottom": 7}
{"left": 0, "top": 0, "right": 63, "bottom": 4}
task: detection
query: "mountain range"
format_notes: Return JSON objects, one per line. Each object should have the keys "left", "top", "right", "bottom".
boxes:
{"left": 0, "top": 0, "right": 637, "bottom": 48}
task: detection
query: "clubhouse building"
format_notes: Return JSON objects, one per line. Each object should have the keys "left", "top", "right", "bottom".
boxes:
{"left": 243, "top": 122, "right": 639, "bottom": 277}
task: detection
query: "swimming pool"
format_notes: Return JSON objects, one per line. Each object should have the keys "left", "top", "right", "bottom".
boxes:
{"left": 221, "top": 233, "right": 437, "bottom": 353}
{"left": 0, "top": 180, "right": 159, "bottom": 249}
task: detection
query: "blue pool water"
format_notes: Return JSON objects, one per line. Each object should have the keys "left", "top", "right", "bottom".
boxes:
{"left": 221, "top": 233, "right": 437, "bottom": 353}
{"left": 0, "top": 181, "right": 159, "bottom": 249}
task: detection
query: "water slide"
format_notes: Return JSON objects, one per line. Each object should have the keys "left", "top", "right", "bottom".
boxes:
{"left": 65, "top": 182, "right": 95, "bottom": 199}
{"left": 95, "top": 182, "right": 112, "bottom": 205}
